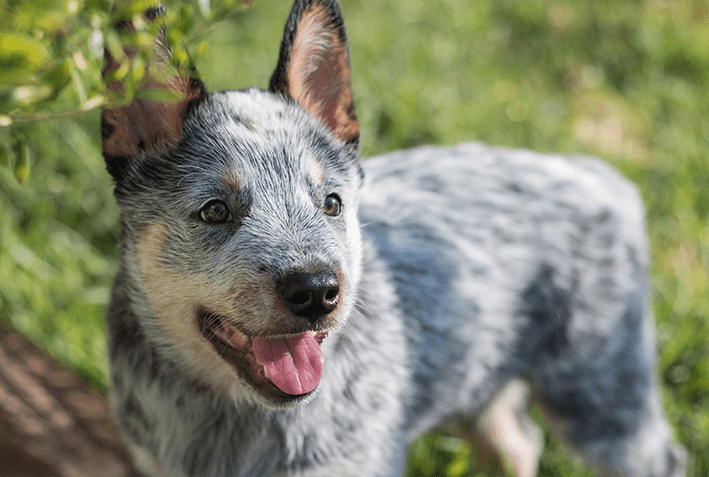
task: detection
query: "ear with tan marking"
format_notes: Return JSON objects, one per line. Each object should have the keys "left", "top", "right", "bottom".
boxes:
{"left": 269, "top": 0, "right": 359, "bottom": 146}
{"left": 101, "top": 6, "right": 206, "bottom": 180}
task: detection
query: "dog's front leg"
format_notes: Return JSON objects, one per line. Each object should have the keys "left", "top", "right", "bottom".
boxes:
{"left": 455, "top": 379, "right": 543, "bottom": 477}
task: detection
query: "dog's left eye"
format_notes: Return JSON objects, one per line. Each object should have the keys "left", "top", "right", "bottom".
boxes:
{"left": 323, "top": 194, "right": 342, "bottom": 217}
{"left": 199, "top": 200, "right": 232, "bottom": 224}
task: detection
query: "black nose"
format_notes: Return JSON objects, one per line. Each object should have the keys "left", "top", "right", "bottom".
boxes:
{"left": 278, "top": 270, "right": 340, "bottom": 320}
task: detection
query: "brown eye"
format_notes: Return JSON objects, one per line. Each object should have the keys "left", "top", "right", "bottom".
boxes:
{"left": 200, "top": 200, "right": 232, "bottom": 224}
{"left": 324, "top": 194, "right": 342, "bottom": 217}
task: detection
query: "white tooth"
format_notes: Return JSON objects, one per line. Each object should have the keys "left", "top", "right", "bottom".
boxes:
{"left": 230, "top": 331, "right": 247, "bottom": 348}
{"left": 215, "top": 326, "right": 232, "bottom": 344}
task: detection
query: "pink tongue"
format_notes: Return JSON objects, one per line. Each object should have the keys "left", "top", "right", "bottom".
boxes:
{"left": 252, "top": 332, "right": 324, "bottom": 395}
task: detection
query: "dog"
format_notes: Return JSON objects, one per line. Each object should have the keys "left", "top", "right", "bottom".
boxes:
{"left": 101, "top": 1, "right": 686, "bottom": 475}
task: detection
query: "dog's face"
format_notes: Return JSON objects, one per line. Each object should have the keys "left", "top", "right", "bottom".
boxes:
{"left": 102, "top": 0, "right": 362, "bottom": 407}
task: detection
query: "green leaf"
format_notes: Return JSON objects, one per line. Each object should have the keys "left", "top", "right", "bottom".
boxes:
{"left": 129, "top": 54, "right": 147, "bottom": 83}
{"left": 0, "top": 67, "right": 37, "bottom": 87}
{"left": 12, "top": 3, "right": 66, "bottom": 34}
{"left": 104, "top": 29, "right": 128, "bottom": 68}
{"left": 79, "top": 95, "right": 106, "bottom": 112}
{"left": 41, "top": 61, "right": 72, "bottom": 90}
{"left": 0, "top": 141, "right": 9, "bottom": 168}
{"left": 13, "top": 141, "right": 31, "bottom": 184}
{"left": 0, "top": 33, "right": 50, "bottom": 68}
{"left": 12, "top": 84, "right": 54, "bottom": 108}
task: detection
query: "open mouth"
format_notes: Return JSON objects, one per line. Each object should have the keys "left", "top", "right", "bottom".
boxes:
{"left": 199, "top": 310, "right": 327, "bottom": 401}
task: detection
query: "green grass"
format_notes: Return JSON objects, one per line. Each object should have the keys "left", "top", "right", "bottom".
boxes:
{"left": 1, "top": 1, "right": 708, "bottom": 475}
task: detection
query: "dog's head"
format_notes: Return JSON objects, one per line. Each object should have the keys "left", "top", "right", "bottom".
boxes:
{"left": 102, "top": 0, "right": 363, "bottom": 407}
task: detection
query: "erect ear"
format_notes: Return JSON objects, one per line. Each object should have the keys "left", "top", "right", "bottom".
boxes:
{"left": 269, "top": 0, "right": 359, "bottom": 146}
{"left": 101, "top": 6, "right": 206, "bottom": 180}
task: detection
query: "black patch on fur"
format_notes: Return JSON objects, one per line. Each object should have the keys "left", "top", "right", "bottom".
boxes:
{"left": 419, "top": 174, "right": 446, "bottom": 193}
{"left": 101, "top": 115, "right": 130, "bottom": 181}
{"left": 100, "top": 115, "right": 115, "bottom": 139}
{"left": 664, "top": 446, "right": 682, "bottom": 476}
{"left": 541, "top": 358, "right": 647, "bottom": 443}
{"left": 108, "top": 299, "right": 144, "bottom": 360}
{"left": 536, "top": 283, "right": 650, "bottom": 445}
{"left": 542, "top": 388, "right": 628, "bottom": 441}
{"left": 183, "top": 78, "right": 208, "bottom": 117}
{"left": 122, "top": 392, "right": 151, "bottom": 438}
{"left": 504, "top": 181, "right": 523, "bottom": 193}
{"left": 519, "top": 264, "right": 573, "bottom": 361}
{"left": 150, "top": 348, "right": 161, "bottom": 379}
{"left": 103, "top": 153, "right": 130, "bottom": 182}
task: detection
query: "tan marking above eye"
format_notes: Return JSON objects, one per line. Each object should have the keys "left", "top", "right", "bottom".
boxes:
{"left": 307, "top": 156, "right": 325, "bottom": 184}
{"left": 222, "top": 167, "right": 241, "bottom": 190}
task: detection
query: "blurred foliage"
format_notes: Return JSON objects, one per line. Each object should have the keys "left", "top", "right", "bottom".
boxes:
{"left": 1, "top": 0, "right": 708, "bottom": 476}
{"left": 0, "top": 0, "right": 248, "bottom": 182}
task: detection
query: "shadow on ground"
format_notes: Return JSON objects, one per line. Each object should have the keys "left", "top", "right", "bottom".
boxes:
{"left": 0, "top": 325, "right": 138, "bottom": 477}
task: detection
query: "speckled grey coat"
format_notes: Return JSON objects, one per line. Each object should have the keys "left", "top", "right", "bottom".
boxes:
{"left": 102, "top": 1, "right": 685, "bottom": 476}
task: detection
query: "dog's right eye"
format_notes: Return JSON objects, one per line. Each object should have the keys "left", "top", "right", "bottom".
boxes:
{"left": 199, "top": 200, "right": 232, "bottom": 224}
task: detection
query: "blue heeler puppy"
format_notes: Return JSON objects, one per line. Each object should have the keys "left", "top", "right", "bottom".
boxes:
{"left": 101, "top": 0, "right": 686, "bottom": 475}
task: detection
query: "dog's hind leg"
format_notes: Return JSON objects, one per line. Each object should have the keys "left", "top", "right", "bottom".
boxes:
{"left": 528, "top": 298, "right": 686, "bottom": 477}
{"left": 534, "top": 374, "right": 685, "bottom": 477}
{"left": 453, "top": 379, "right": 543, "bottom": 477}
{"left": 532, "top": 370, "right": 686, "bottom": 477}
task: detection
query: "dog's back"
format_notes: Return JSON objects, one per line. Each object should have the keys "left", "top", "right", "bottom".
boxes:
{"left": 362, "top": 144, "right": 682, "bottom": 476}
{"left": 362, "top": 143, "right": 648, "bottom": 428}
{"left": 102, "top": 1, "right": 685, "bottom": 476}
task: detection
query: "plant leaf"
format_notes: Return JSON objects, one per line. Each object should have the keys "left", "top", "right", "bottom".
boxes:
{"left": 13, "top": 142, "right": 31, "bottom": 184}
{"left": 0, "top": 141, "right": 9, "bottom": 168}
